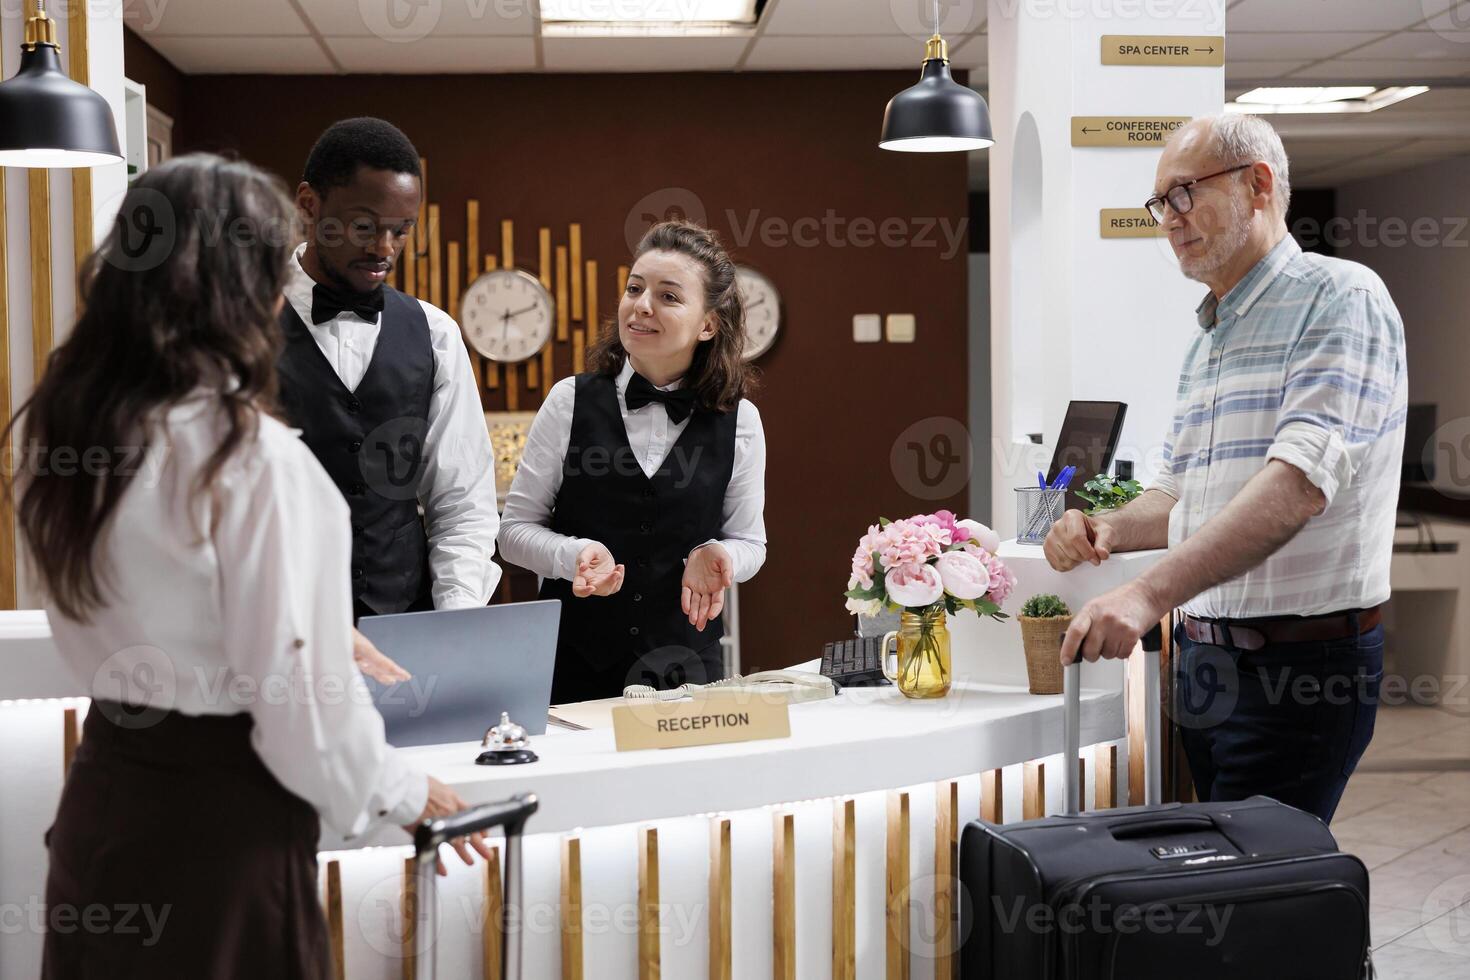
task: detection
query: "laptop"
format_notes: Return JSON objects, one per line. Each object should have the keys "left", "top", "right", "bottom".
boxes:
{"left": 357, "top": 600, "right": 561, "bottom": 748}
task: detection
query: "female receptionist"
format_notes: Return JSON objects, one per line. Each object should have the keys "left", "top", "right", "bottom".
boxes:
{"left": 499, "top": 221, "right": 767, "bottom": 703}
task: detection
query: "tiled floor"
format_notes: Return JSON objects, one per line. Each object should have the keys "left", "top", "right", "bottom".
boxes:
{"left": 1335, "top": 703, "right": 1470, "bottom": 977}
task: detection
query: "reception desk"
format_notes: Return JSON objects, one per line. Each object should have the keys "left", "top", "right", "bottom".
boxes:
{"left": 0, "top": 542, "right": 1166, "bottom": 979}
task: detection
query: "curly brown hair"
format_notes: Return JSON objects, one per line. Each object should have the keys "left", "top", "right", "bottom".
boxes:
{"left": 588, "top": 220, "right": 755, "bottom": 414}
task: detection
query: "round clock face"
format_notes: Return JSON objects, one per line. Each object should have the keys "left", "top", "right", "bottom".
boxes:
{"left": 735, "top": 266, "right": 781, "bottom": 361}
{"left": 460, "top": 268, "right": 555, "bottom": 363}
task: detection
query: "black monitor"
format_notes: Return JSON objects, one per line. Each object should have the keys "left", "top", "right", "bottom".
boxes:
{"left": 1047, "top": 400, "right": 1128, "bottom": 511}
{"left": 1403, "top": 403, "right": 1436, "bottom": 485}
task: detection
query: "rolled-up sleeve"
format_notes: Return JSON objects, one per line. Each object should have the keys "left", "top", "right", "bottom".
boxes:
{"left": 1265, "top": 284, "right": 1402, "bottom": 508}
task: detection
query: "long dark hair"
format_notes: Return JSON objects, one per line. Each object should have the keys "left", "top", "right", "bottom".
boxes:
{"left": 589, "top": 220, "right": 754, "bottom": 413}
{"left": 3, "top": 153, "right": 298, "bottom": 620}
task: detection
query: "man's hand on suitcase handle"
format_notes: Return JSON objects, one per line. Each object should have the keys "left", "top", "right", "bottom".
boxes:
{"left": 1059, "top": 581, "right": 1167, "bottom": 665}
{"left": 406, "top": 777, "right": 497, "bottom": 876}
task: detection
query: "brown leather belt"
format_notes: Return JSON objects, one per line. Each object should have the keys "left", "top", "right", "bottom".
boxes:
{"left": 1181, "top": 605, "right": 1382, "bottom": 651}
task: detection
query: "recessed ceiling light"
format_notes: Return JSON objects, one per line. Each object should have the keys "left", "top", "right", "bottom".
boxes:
{"left": 1226, "top": 86, "right": 1430, "bottom": 114}
{"left": 540, "top": 0, "right": 759, "bottom": 37}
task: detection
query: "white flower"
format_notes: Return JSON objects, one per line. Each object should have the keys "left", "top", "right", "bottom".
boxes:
{"left": 885, "top": 562, "right": 944, "bottom": 608}
{"left": 935, "top": 551, "right": 992, "bottom": 600}
{"left": 844, "top": 596, "right": 883, "bottom": 618}
{"left": 956, "top": 518, "right": 1001, "bottom": 555}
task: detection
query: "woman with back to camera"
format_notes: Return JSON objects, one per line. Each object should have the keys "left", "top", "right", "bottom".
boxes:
{"left": 8, "top": 154, "right": 490, "bottom": 978}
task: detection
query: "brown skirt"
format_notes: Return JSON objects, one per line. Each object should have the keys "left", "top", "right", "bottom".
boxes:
{"left": 42, "top": 702, "right": 331, "bottom": 980}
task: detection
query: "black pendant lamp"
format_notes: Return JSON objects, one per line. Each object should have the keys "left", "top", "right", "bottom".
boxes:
{"left": 879, "top": 0, "right": 994, "bottom": 153}
{"left": 0, "top": 0, "right": 123, "bottom": 168}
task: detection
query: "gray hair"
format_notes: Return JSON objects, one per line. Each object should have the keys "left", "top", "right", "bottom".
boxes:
{"left": 1180, "top": 114, "right": 1292, "bottom": 215}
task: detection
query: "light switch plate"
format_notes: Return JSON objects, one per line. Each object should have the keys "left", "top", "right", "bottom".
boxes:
{"left": 853, "top": 313, "right": 881, "bottom": 343}
{"left": 886, "top": 313, "right": 916, "bottom": 343}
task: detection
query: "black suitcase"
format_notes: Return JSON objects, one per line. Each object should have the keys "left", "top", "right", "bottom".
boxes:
{"left": 959, "top": 660, "right": 1373, "bottom": 980}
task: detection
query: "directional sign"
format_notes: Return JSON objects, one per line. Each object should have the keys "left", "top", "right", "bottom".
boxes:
{"left": 1099, "top": 209, "right": 1167, "bottom": 239}
{"left": 1101, "top": 35, "right": 1224, "bottom": 67}
{"left": 1072, "top": 116, "right": 1190, "bottom": 147}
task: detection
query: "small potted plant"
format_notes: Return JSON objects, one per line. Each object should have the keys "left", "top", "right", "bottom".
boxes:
{"left": 1075, "top": 473, "right": 1143, "bottom": 515}
{"left": 1017, "top": 593, "right": 1072, "bottom": 695}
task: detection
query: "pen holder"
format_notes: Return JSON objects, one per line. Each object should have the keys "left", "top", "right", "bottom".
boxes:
{"left": 1015, "top": 488, "right": 1066, "bottom": 544}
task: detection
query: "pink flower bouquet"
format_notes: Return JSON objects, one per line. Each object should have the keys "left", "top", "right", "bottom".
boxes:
{"left": 844, "top": 510, "right": 1015, "bottom": 620}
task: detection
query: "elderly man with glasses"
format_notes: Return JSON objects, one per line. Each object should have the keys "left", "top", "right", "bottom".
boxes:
{"left": 1043, "top": 114, "right": 1407, "bottom": 822}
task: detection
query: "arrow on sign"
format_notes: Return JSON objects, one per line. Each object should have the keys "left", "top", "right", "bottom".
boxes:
{"left": 1194, "top": 46, "right": 1215, "bottom": 53}
{"left": 1081, "top": 126, "right": 1099, "bottom": 134}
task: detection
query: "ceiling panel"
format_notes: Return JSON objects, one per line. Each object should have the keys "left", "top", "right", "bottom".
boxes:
{"left": 1423, "top": 1, "right": 1470, "bottom": 32}
{"left": 744, "top": 34, "right": 932, "bottom": 69}
{"left": 325, "top": 36, "right": 539, "bottom": 73}
{"left": 1225, "top": 32, "right": 1384, "bottom": 61}
{"left": 1227, "top": 0, "right": 1454, "bottom": 33}
{"left": 294, "top": 0, "right": 537, "bottom": 38}
{"left": 1225, "top": 60, "right": 1312, "bottom": 81}
{"left": 762, "top": 0, "right": 985, "bottom": 38}
{"left": 1289, "top": 58, "right": 1470, "bottom": 80}
{"left": 123, "top": 0, "right": 307, "bottom": 36}
{"left": 144, "top": 35, "right": 333, "bottom": 74}
{"left": 1338, "top": 30, "right": 1470, "bottom": 60}
{"left": 541, "top": 36, "right": 748, "bottom": 71}
{"left": 948, "top": 34, "right": 988, "bottom": 68}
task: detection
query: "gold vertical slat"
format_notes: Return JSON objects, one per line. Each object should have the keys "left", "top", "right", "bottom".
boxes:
{"left": 1023, "top": 761, "right": 1046, "bottom": 820}
{"left": 67, "top": 0, "right": 93, "bottom": 281}
{"left": 404, "top": 226, "right": 417, "bottom": 296}
{"left": 934, "top": 781, "right": 959, "bottom": 979}
{"left": 885, "top": 790, "right": 910, "bottom": 980}
{"left": 467, "top": 201, "right": 480, "bottom": 280}
{"left": 980, "top": 769, "right": 1003, "bottom": 824}
{"left": 572, "top": 330, "right": 585, "bottom": 376}
{"left": 1127, "top": 651, "right": 1147, "bottom": 805}
{"left": 418, "top": 255, "right": 429, "bottom": 301}
{"left": 447, "top": 242, "right": 461, "bottom": 320}
{"left": 506, "top": 364, "right": 519, "bottom": 411}
{"left": 773, "top": 811, "right": 795, "bottom": 980}
{"left": 501, "top": 219, "right": 514, "bottom": 270}
{"left": 415, "top": 158, "right": 428, "bottom": 300}
{"left": 1096, "top": 743, "right": 1119, "bottom": 810}
{"left": 428, "top": 204, "right": 441, "bottom": 309}
{"left": 538, "top": 228, "right": 551, "bottom": 289}
{"left": 28, "top": 170, "right": 52, "bottom": 384}
{"left": 402, "top": 857, "right": 417, "bottom": 980}
{"left": 0, "top": 170, "right": 14, "bottom": 610}
{"left": 62, "top": 707, "right": 80, "bottom": 774}
{"left": 484, "top": 847, "right": 503, "bottom": 980}
{"left": 569, "top": 223, "right": 583, "bottom": 320}
{"left": 638, "top": 826, "right": 660, "bottom": 980}
{"left": 578, "top": 259, "right": 596, "bottom": 374}
{"left": 554, "top": 245, "right": 569, "bottom": 343}
{"left": 561, "top": 836, "right": 583, "bottom": 980}
{"left": 527, "top": 355, "right": 540, "bottom": 390}
{"left": 708, "top": 817, "right": 732, "bottom": 980}
{"left": 482, "top": 255, "right": 499, "bottom": 391}
{"left": 832, "top": 799, "right": 855, "bottom": 980}
{"left": 326, "top": 860, "right": 346, "bottom": 980}
{"left": 617, "top": 264, "right": 629, "bottom": 295}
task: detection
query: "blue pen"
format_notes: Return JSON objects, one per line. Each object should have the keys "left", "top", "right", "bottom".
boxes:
{"left": 1038, "top": 470, "right": 1046, "bottom": 489}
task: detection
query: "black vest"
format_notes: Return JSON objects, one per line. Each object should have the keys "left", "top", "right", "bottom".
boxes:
{"left": 277, "top": 287, "right": 434, "bottom": 615}
{"left": 541, "top": 372, "right": 738, "bottom": 703}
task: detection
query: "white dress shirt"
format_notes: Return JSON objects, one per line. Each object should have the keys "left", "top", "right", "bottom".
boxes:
{"left": 499, "top": 359, "right": 767, "bottom": 583}
{"left": 284, "top": 244, "right": 501, "bottom": 608}
{"left": 45, "top": 395, "right": 427, "bottom": 839}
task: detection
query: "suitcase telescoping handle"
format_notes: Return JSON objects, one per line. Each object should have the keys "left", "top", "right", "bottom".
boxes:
{"left": 1060, "top": 623, "right": 1165, "bottom": 816}
{"left": 412, "top": 792, "right": 539, "bottom": 980}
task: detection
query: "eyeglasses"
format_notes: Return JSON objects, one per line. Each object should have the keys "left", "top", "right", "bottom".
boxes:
{"left": 1144, "top": 164, "right": 1253, "bottom": 223}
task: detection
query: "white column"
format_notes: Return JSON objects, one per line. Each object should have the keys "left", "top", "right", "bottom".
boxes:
{"left": 986, "top": 0, "right": 1225, "bottom": 537}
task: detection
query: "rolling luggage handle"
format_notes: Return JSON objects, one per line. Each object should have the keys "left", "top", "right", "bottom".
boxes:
{"left": 1061, "top": 626, "right": 1164, "bottom": 816}
{"left": 412, "top": 792, "right": 539, "bottom": 980}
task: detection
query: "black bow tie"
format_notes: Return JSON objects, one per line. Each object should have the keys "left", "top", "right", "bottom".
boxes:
{"left": 311, "top": 283, "right": 385, "bottom": 325}
{"left": 625, "top": 372, "right": 697, "bottom": 423}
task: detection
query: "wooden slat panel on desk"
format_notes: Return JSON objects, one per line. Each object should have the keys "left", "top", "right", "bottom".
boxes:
{"left": 638, "top": 826, "right": 660, "bottom": 980}
{"left": 569, "top": 223, "right": 583, "bottom": 321}
{"left": 934, "top": 781, "right": 958, "bottom": 979}
{"left": 326, "top": 860, "right": 345, "bottom": 980}
{"left": 0, "top": 170, "right": 15, "bottom": 609}
{"left": 1127, "top": 652, "right": 1146, "bottom": 805}
{"left": 484, "top": 848, "right": 503, "bottom": 980}
{"left": 1096, "top": 744, "right": 1119, "bottom": 810}
{"left": 401, "top": 857, "right": 417, "bottom": 980}
{"left": 980, "top": 769, "right": 1003, "bottom": 824}
{"left": 886, "top": 790, "right": 910, "bottom": 980}
{"left": 708, "top": 817, "right": 731, "bottom": 980}
{"left": 29, "top": 170, "right": 52, "bottom": 384}
{"left": 1023, "top": 761, "right": 1046, "bottom": 820}
{"left": 832, "top": 799, "right": 855, "bottom": 980}
{"left": 773, "top": 811, "right": 795, "bottom": 980}
{"left": 561, "top": 836, "right": 583, "bottom": 980}
{"left": 502, "top": 219, "right": 514, "bottom": 270}
{"left": 428, "top": 204, "right": 442, "bottom": 309}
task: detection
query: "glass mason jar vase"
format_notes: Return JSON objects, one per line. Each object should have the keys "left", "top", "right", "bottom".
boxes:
{"left": 881, "top": 608, "right": 952, "bottom": 699}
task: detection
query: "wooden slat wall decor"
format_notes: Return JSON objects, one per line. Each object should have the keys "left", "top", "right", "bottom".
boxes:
{"left": 403, "top": 226, "right": 417, "bottom": 295}
{"left": 401, "top": 857, "right": 417, "bottom": 980}
{"left": 428, "top": 204, "right": 442, "bottom": 309}
{"left": 832, "top": 799, "right": 856, "bottom": 980}
{"left": 885, "top": 790, "right": 910, "bottom": 980}
{"left": 577, "top": 259, "right": 595, "bottom": 374}
{"left": 482, "top": 255, "right": 499, "bottom": 390}
{"left": 538, "top": 228, "right": 551, "bottom": 288}
{"left": 1127, "top": 651, "right": 1146, "bottom": 806}
{"left": 560, "top": 836, "right": 583, "bottom": 980}
{"left": 62, "top": 708, "right": 80, "bottom": 774}
{"left": 980, "top": 769, "right": 1003, "bottom": 824}
{"left": 554, "top": 246, "right": 569, "bottom": 343}
{"left": 447, "top": 242, "right": 461, "bottom": 320}
{"left": 501, "top": 219, "right": 514, "bottom": 270}
{"left": 0, "top": 170, "right": 14, "bottom": 609}
{"left": 934, "top": 781, "right": 959, "bottom": 979}
{"left": 773, "top": 811, "right": 796, "bottom": 980}
{"left": 67, "top": 0, "right": 93, "bottom": 284}
{"left": 637, "top": 826, "right": 660, "bottom": 980}
{"left": 617, "top": 264, "right": 629, "bottom": 295}
{"left": 1023, "top": 761, "right": 1046, "bottom": 820}
{"left": 28, "top": 170, "right": 52, "bottom": 384}
{"left": 708, "top": 817, "right": 732, "bottom": 980}
{"left": 569, "top": 223, "right": 583, "bottom": 321}
{"left": 467, "top": 201, "right": 480, "bottom": 280}
{"left": 1096, "top": 744, "right": 1119, "bottom": 810}
{"left": 483, "top": 848, "right": 504, "bottom": 980}
{"left": 325, "top": 860, "right": 346, "bottom": 980}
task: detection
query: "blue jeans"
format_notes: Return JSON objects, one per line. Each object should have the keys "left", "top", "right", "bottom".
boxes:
{"left": 1173, "top": 617, "right": 1384, "bottom": 823}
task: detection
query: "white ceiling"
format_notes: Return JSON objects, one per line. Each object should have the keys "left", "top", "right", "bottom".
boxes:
{"left": 123, "top": 0, "right": 1470, "bottom": 188}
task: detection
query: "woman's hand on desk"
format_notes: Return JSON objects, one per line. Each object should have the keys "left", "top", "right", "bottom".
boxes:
{"left": 683, "top": 542, "right": 733, "bottom": 631}
{"left": 1044, "top": 511, "right": 1116, "bottom": 572}
{"left": 573, "top": 542, "right": 625, "bottom": 597}
{"left": 352, "top": 628, "right": 411, "bottom": 685}
{"left": 405, "top": 776, "right": 498, "bottom": 876}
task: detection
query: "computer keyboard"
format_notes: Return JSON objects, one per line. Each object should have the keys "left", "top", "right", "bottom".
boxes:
{"left": 820, "top": 636, "right": 891, "bottom": 689}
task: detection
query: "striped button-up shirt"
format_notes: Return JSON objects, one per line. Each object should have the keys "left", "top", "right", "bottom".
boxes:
{"left": 1148, "top": 234, "right": 1407, "bottom": 618}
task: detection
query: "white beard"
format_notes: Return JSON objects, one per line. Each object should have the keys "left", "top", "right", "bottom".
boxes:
{"left": 1178, "top": 192, "right": 1252, "bottom": 283}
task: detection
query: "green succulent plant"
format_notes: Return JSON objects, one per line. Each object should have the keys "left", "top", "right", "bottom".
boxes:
{"left": 1020, "top": 593, "right": 1071, "bottom": 619}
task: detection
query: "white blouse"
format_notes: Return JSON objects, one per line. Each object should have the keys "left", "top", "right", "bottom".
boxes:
{"left": 44, "top": 394, "right": 426, "bottom": 839}
{"left": 499, "top": 359, "right": 767, "bottom": 583}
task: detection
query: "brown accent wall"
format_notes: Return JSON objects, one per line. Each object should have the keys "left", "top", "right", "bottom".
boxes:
{"left": 122, "top": 27, "right": 185, "bottom": 137}
{"left": 178, "top": 71, "right": 971, "bottom": 671}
